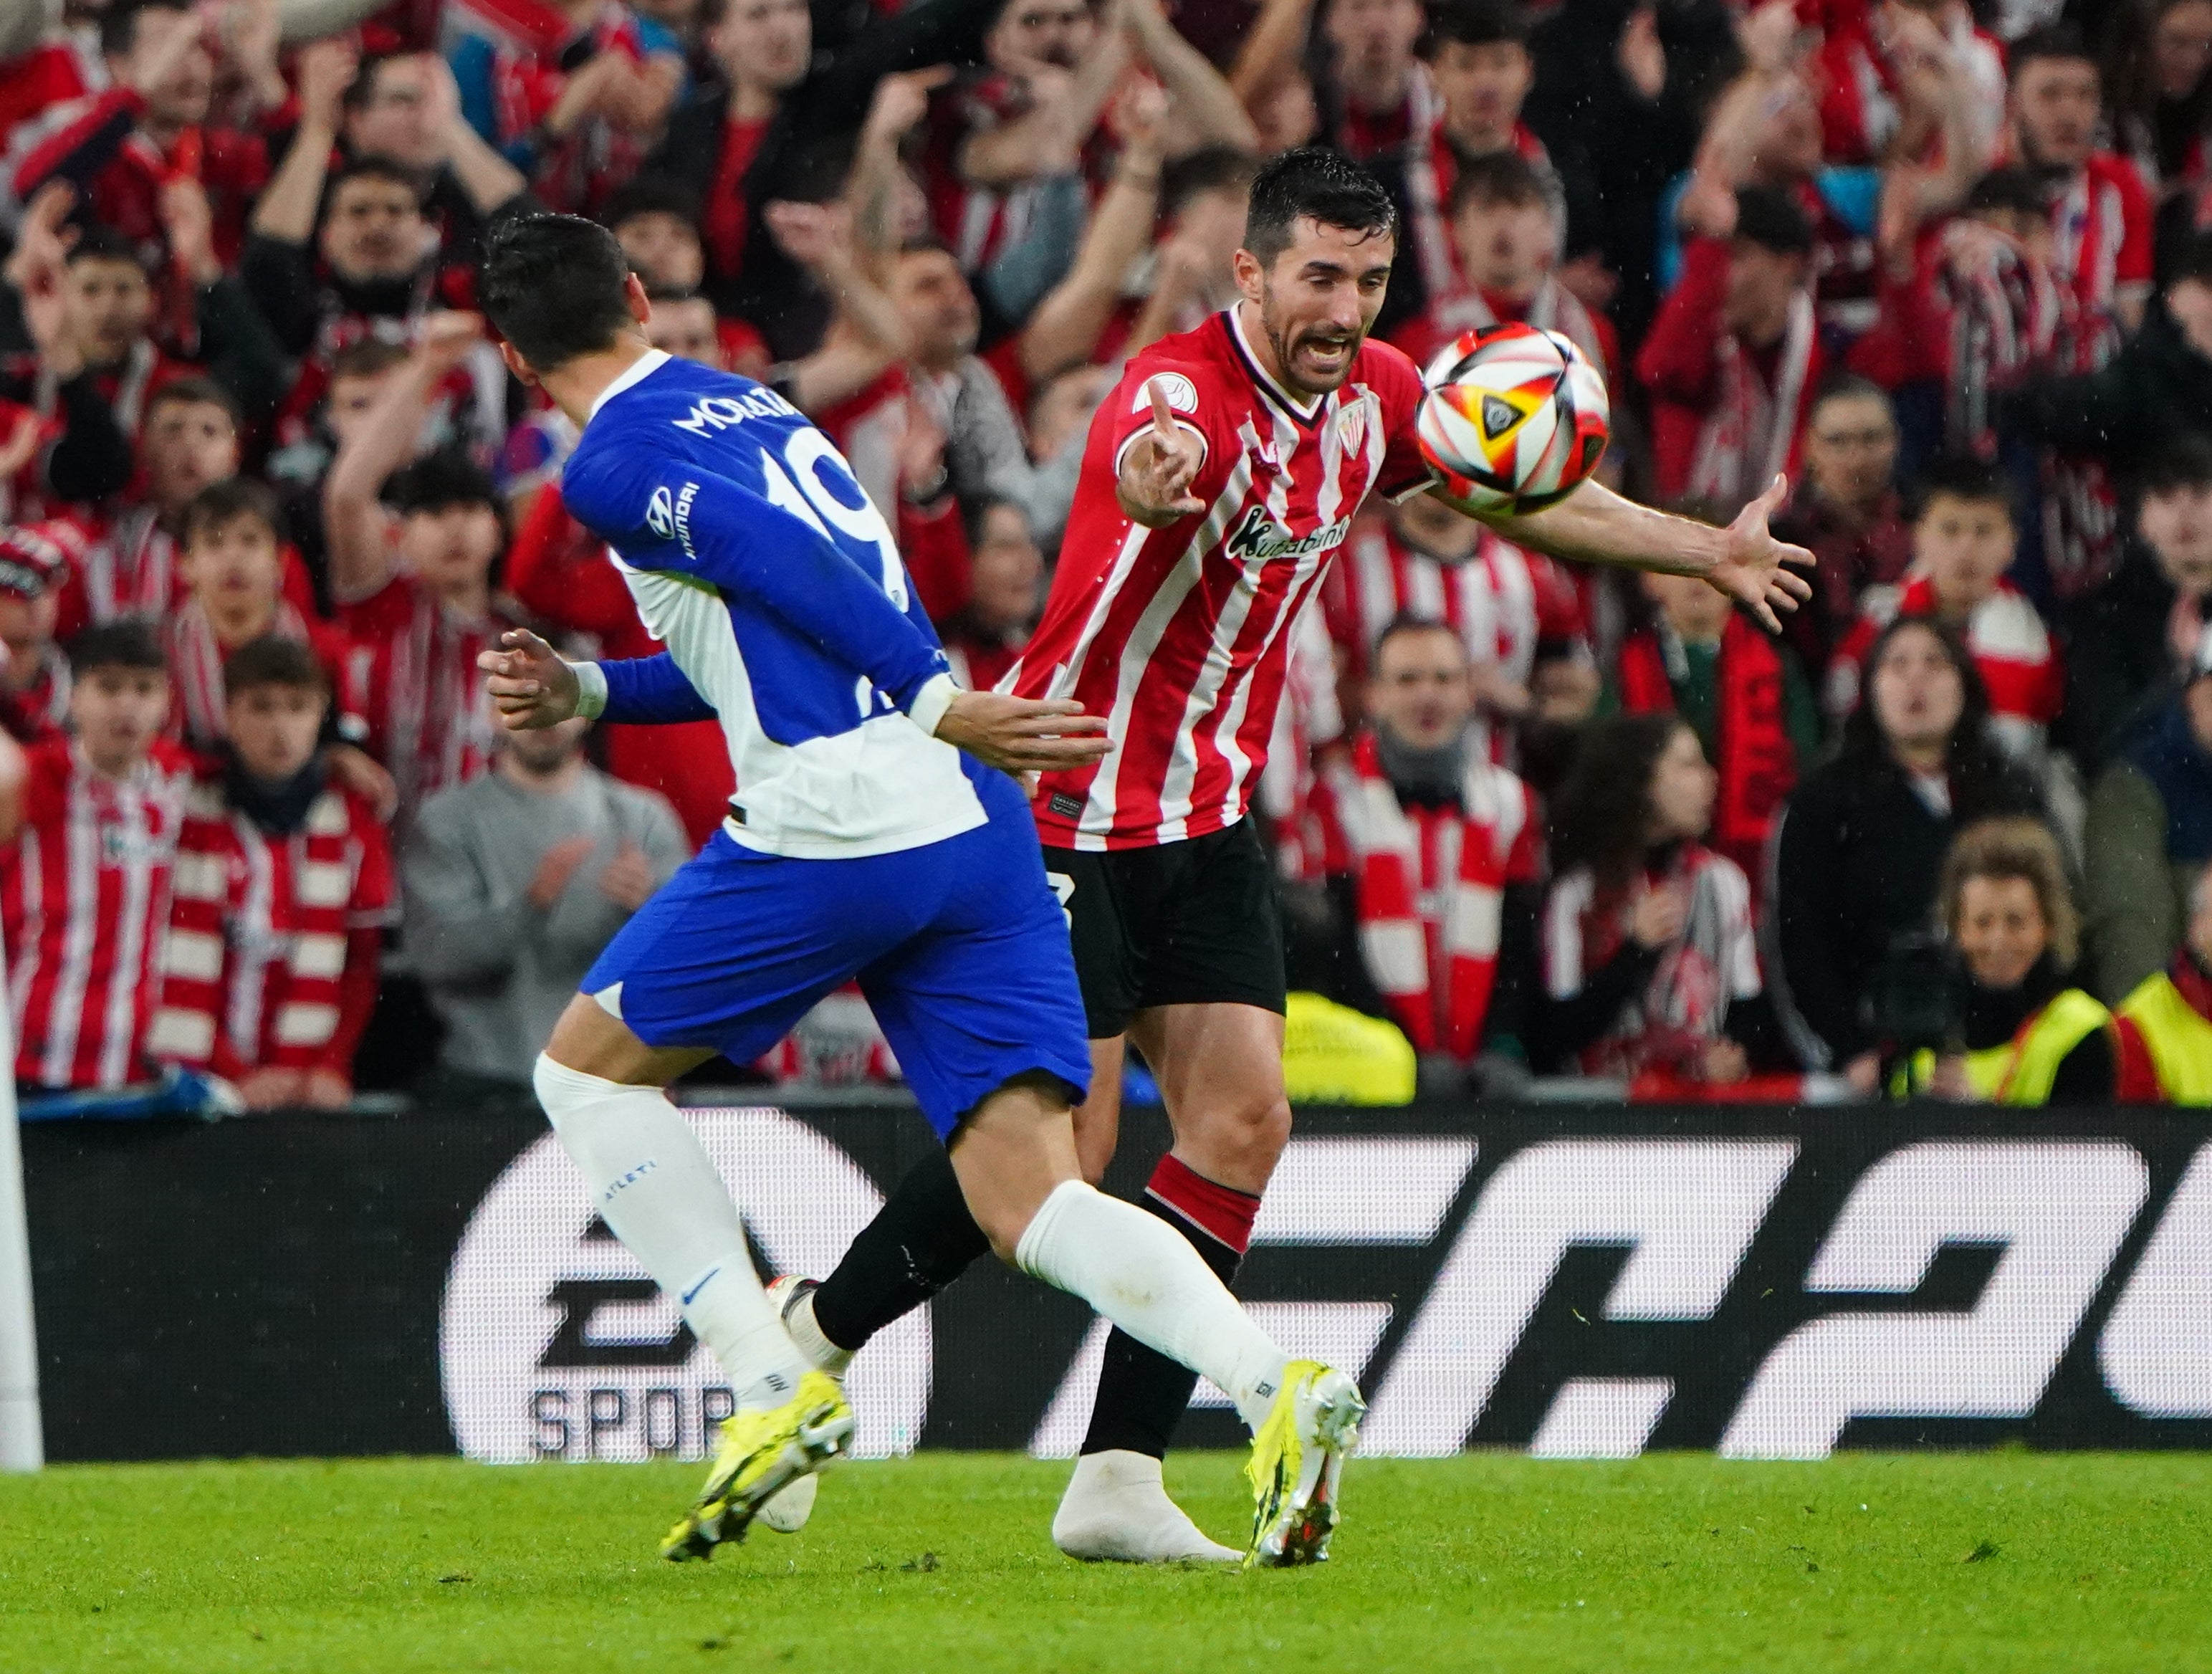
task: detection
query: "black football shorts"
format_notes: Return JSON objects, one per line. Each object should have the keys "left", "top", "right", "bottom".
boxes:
{"left": 1040, "top": 821, "right": 1288, "bottom": 1040}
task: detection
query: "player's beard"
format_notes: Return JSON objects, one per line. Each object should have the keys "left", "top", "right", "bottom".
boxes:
{"left": 1258, "top": 290, "right": 1366, "bottom": 399}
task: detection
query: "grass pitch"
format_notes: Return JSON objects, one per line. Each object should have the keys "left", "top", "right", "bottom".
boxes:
{"left": 1, "top": 1452, "right": 2208, "bottom": 1673}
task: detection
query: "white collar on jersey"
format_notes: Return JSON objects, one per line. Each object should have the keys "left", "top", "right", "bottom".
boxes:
{"left": 588, "top": 347, "right": 674, "bottom": 421}
{"left": 1226, "top": 305, "right": 1324, "bottom": 424}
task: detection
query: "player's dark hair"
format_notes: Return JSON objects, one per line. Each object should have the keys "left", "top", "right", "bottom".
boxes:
{"left": 1371, "top": 613, "right": 1467, "bottom": 669}
{"left": 1243, "top": 148, "right": 1398, "bottom": 269}
{"left": 67, "top": 618, "right": 166, "bottom": 677}
{"left": 1912, "top": 454, "right": 2016, "bottom": 522}
{"left": 183, "top": 477, "right": 286, "bottom": 550}
{"left": 1423, "top": 0, "right": 1529, "bottom": 54}
{"left": 479, "top": 213, "right": 638, "bottom": 372}
{"left": 224, "top": 634, "right": 330, "bottom": 699}
{"left": 1731, "top": 186, "right": 1814, "bottom": 257}
{"left": 100, "top": 0, "right": 187, "bottom": 61}
{"left": 1162, "top": 145, "right": 1261, "bottom": 220}
{"left": 1447, "top": 148, "right": 1548, "bottom": 218}
{"left": 63, "top": 224, "right": 147, "bottom": 272}
{"left": 600, "top": 174, "right": 704, "bottom": 234}
{"left": 383, "top": 449, "right": 499, "bottom": 517}
{"left": 2140, "top": 435, "right": 2212, "bottom": 499}
{"left": 145, "top": 375, "right": 242, "bottom": 431}
{"left": 329, "top": 154, "right": 422, "bottom": 206}
{"left": 2008, "top": 23, "right": 2095, "bottom": 82}
{"left": 1963, "top": 166, "right": 2051, "bottom": 222}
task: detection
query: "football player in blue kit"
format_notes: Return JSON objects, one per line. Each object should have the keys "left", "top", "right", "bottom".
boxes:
{"left": 474, "top": 213, "right": 1361, "bottom": 1568}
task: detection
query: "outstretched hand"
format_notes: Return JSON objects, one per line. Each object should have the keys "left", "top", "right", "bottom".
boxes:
{"left": 1116, "top": 377, "right": 1205, "bottom": 527}
{"left": 934, "top": 692, "right": 1111, "bottom": 776}
{"left": 479, "top": 628, "right": 581, "bottom": 730}
{"left": 1702, "top": 474, "right": 1814, "bottom": 633}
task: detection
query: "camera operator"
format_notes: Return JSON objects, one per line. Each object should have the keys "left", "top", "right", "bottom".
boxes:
{"left": 1891, "top": 817, "right": 2120, "bottom": 1104}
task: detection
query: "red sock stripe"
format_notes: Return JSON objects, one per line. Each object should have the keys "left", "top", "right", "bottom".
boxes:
{"left": 1145, "top": 1154, "right": 1261, "bottom": 1256}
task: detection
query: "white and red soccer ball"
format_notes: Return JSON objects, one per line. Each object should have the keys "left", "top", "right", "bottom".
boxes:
{"left": 1414, "top": 322, "right": 1610, "bottom": 515}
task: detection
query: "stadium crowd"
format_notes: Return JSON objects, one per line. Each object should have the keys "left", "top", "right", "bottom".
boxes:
{"left": 0, "top": 0, "right": 2208, "bottom": 1111}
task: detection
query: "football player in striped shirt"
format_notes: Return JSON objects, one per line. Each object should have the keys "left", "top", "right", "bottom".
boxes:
{"left": 780, "top": 146, "right": 1814, "bottom": 1562}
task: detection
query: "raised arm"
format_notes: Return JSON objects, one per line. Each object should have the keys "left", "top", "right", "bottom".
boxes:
{"left": 322, "top": 311, "right": 484, "bottom": 603}
{"left": 762, "top": 200, "right": 914, "bottom": 414}
{"left": 1227, "top": 0, "right": 1316, "bottom": 113}
{"left": 426, "top": 55, "right": 532, "bottom": 217}
{"left": 1473, "top": 474, "right": 1814, "bottom": 633}
{"left": 249, "top": 38, "right": 353, "bottom": 247}
{"left": 1019, "top": 84, "right": 1167, "bottom": 382}
{"left": 1122, "top": 0, "right": 1258, "bottom": 154}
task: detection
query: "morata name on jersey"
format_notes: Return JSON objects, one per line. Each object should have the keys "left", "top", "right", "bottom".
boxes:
{"left": 1223, "top": 504, "right": 1354, "bottom": 564}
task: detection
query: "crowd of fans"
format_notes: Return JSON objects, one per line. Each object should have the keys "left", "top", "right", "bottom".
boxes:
{"left": 0, "top": 0, "right": 2208, "bottom": 1112}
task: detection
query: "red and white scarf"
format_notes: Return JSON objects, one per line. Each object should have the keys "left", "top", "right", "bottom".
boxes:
{"left": 1688, "top": 290, "right": 1815, "bottom": 509}
{"left": 82, "top": 507, "right": 178, "bottom": 625}
{"left": 1935, "top": 224, "right": 2062, "bottom": 459}
{"left": 148, "top": 783, "right": 360, "bottom": 1073}
{"left": 163, "top": 598, "right": 317, "bottom": 752}
{"left": 1331, "top": 730, "right": 1536, "bottom": 1061}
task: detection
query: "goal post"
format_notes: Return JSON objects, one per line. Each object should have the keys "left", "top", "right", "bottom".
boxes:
{"left": 0, "top": 995, "right": 42, "bottom": 1471}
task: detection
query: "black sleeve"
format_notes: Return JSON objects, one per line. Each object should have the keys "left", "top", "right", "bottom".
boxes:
{"left": 2049, "top": 1025, "right": 2118, "bottom": 1105}
{"left": 1723, "top": 989, "right": 1788, "bottom": 1073}
{"left": 1479, "top": 881, "right": 1546, "bottom": 1058}
{"left": 194, "top": 274, "right": 292, "bottom": 421}
{"left": 800, "top": 0, "right": 1002, "bottom": 130}
{"left": 239, "top": 233, "right": 323, "bottom": 358}
{"left": 1771, "top": 783, "right": 1869, "bottom": 1066}
{"left": 41, "top": 370, "right": 132, "bottom": 504}
{"left": 1526, "top": 939, "right": 1664, "bottom": 1073}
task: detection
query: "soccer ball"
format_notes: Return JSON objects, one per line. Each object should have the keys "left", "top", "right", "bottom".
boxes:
{"left": 1414, "top": 322, "right": 1610, "bottom": 515}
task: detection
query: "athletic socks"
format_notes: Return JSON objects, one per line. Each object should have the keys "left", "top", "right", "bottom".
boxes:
{"left": 532, "top": 1053, "right": 810, "bottom": 1410}
{"left": 809, "top": 1146, "right": 991, "bottom": 1352}
{"left": 1081, "top": 1156, "right": 1260, "bottom": 1458}
{"left": 1015, "top": 1177, "right": 1285, "bottom": 1435}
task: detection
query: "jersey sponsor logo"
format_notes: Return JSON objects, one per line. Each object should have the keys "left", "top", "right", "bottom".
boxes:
{"left": 646, "top": 487, "right": 676, "bottom": 540}
{"left": 669, "top": 386, "right": 800, "bottom": 438}
{"left": 1223, "top": 504, "right": 1353, "bottom": 564}
{"left": 1134, "top": 372, "right": 1199, "bottom": 416}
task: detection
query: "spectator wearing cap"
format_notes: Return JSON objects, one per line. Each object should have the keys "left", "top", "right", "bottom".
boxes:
{"left": 1636, "top": 186, "right": 1822, "bottom": 505}
{"left": 0, "top": 521, "right": 75, "bottom": 745}
{"left": 1771, "top": 378, "right": 1912, "bottom": 674}
{"left": 2086, "top": 622, "right": 2212, "bottom": 1005}
{"left": 2062, "top": 439, "right": 2212, "bottom": 775}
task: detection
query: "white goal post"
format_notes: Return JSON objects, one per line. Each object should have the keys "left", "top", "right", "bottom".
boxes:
{"left": 0, "top": 993, "right": 42, "bottom": 1471}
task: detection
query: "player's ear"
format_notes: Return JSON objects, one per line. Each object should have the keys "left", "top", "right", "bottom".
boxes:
{"left": 498, "top": 340, "right": 538, "bottom": 388}
{"left": 1232, "top": 247, "right": 1265, "bottom": 305}
{"left": 625, "top": 271, "right": 653, "bottom": 327}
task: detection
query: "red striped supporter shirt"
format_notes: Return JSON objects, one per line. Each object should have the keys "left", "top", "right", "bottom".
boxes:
{"left": 1825, "top": 574, "right": 2064, "bottom": 754}
{"left": 1007, "top": 309, "right": 1434, "bottom": 852}
{"left": 0, "top": 737, "right": 193, "bottom": 1089}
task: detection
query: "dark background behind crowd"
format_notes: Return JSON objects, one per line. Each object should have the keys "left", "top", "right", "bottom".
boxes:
{"left": 4, "top": 0, "right": 2211, "bottom": 1111}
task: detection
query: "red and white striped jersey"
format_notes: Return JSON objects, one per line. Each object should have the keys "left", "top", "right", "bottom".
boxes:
{"left": 1321, "top": 513, "right": 1587, "bottom": 765}
{"left": 340, "top": 574, "right": 507, "bottom": 826}
{"left": 163, "top": 600, "right": 360, "bottom": 755}
{"left": 145, "top": 778, "right": 393, "bottom": 1080}
{"left": 0, "top": 737, "right": 194, "bottom": 1089}
{"left": 2047, "top": 153, "right": 2153, "bottom": 375}
{"left": 1826, "top": 575, "right": 2064, "bottom": 755}
{"left": 1007, "top": 308, "right": 1434, "bottom": 851}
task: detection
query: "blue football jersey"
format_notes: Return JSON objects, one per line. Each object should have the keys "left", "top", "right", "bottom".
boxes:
{"left": 560, "top": 350, "right": 985, "bottom": 857}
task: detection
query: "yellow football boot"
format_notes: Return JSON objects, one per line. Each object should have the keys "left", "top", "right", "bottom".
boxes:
{"left": 660, "top": 1369, "right": 853, "bottom": 1561}
{"left": 1244, "top": 1359, "right": 1364, "bottom": 1569}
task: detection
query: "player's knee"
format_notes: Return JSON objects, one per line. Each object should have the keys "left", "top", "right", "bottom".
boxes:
{"left": 1191, "top": 1091, "right": 1292, "bottom": 1183}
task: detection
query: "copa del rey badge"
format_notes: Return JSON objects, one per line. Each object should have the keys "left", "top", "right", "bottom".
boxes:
{"left": 1335, "top": 400, "right": 1368, "bottom": 456}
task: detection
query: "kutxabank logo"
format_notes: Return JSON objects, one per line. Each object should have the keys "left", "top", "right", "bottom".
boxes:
{"left": 439, "top": 1108, "right": 930, "bottom": 1463}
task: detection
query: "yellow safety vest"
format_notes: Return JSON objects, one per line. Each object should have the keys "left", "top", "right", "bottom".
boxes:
{"left": 1893, "top": 988, "right": 2112, "bottom": 1106}
{"left": 1280, "top": 992, "right": 1417, "bottom": 1106}
{"left": 2118, "top": 973, "right": 2212, "bottom": 1106}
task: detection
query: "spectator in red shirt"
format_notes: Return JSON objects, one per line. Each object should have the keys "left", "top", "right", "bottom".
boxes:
{"left": 0, "top": 521, "right": 75, "bottom": 745}
{"left": 146, "top": 634, "right": 393, "bottom": 1108}
{"left": 1638, "top": 185, "right": 1823, "bottom": 507}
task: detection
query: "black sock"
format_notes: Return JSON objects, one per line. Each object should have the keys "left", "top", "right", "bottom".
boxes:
{"left": 809, "top": 1147, "right": 991, "bottom": 1351}
{"left": 1078, "top": 1197, "right": 1241, "bottom": 1460}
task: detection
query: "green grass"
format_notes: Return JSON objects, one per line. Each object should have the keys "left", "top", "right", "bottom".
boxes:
{"left": 1, "top": 1453, "right": 2208, "bottom": 1673}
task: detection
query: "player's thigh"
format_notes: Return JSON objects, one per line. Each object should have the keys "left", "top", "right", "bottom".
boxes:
{"left": 1130, "top": 1000, "right": 1291, "bottom": 1194}
{"left": 583, "top": 833, "right": 909, "bottom": 1066}
{"left": 1042, "top": 844, "right": 1144, "bottom": 1043}
{"left": 861, "top": 810, "right": 1093, "bottom": 1141}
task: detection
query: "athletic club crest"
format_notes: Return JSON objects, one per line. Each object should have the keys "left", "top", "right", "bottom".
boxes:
{"left": 1335, "top": 401, "right": 1368, "bottom": 456}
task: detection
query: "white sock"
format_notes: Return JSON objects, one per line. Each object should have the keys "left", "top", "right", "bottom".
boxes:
{"left": 1015, "top": 1180, "right": 1289, "bottom": 1433}
{"left": 532, "top": 1053, "right": 809, "bottom": 1409}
